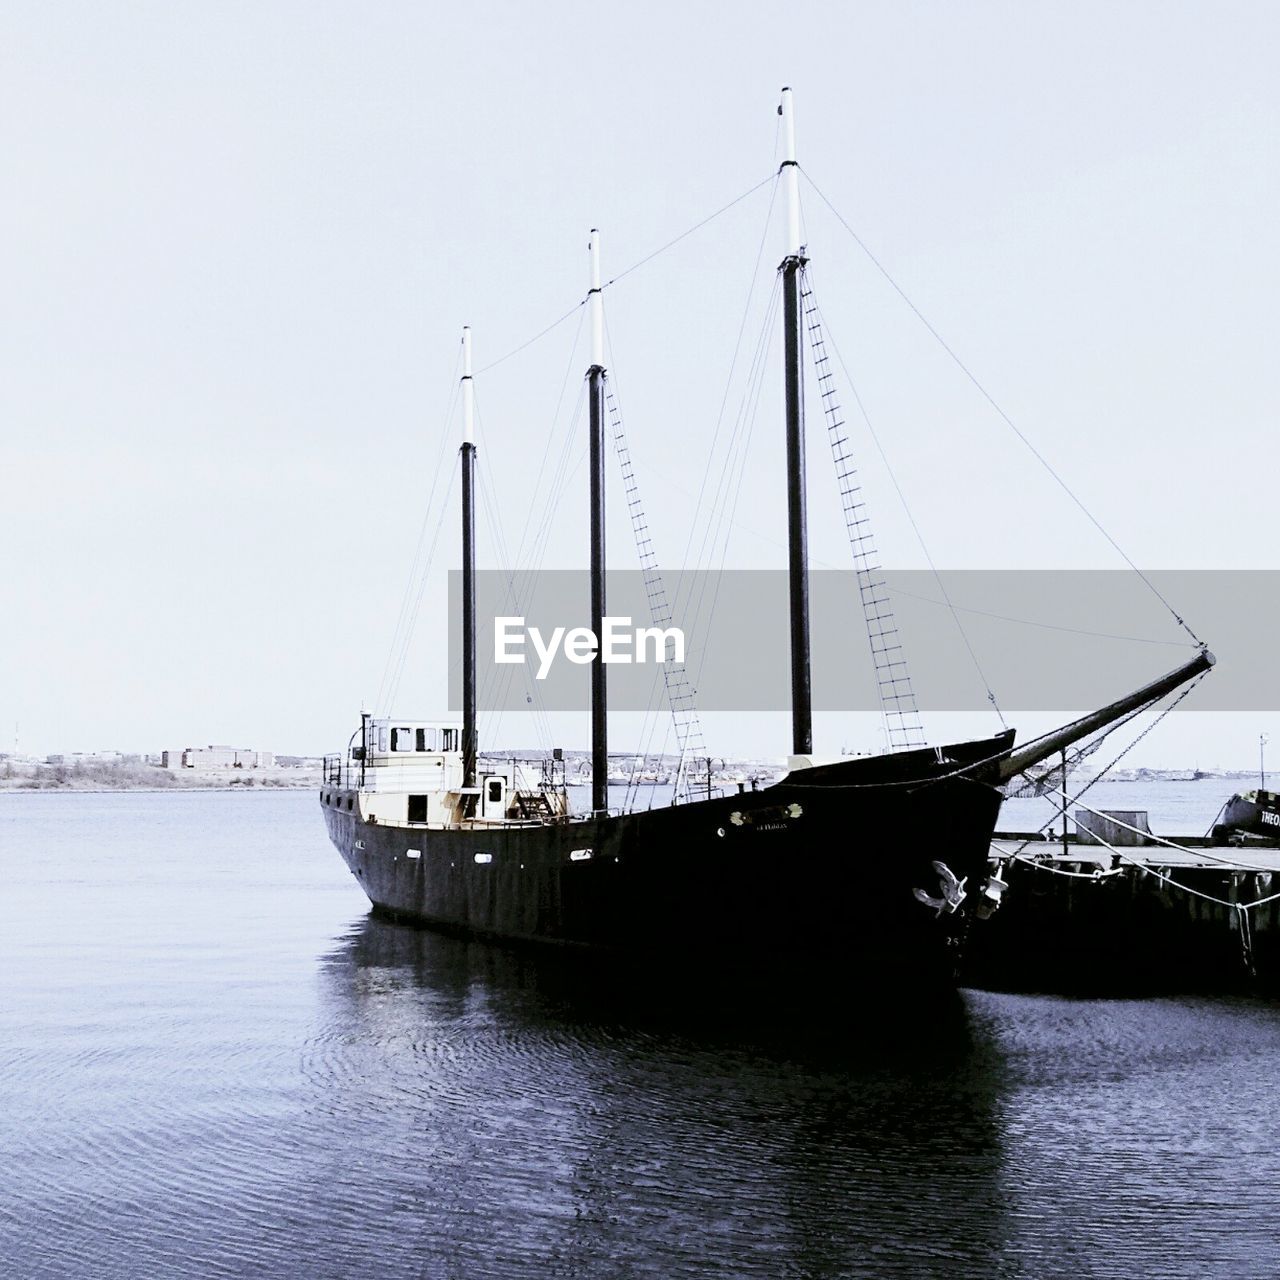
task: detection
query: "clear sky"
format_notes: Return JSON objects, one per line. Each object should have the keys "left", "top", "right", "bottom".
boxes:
{"left": 3, "top": 1, "right": 1276, "bottom": 769}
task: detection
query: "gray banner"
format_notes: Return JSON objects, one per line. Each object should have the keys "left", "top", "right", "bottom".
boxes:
{"left": 447, "top": 570, "right": 1276, "bottom": 712}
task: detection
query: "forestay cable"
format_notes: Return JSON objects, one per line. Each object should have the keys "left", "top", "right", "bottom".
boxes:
{"left": 800, "top": 166, "right": 1203, "bottom": 648}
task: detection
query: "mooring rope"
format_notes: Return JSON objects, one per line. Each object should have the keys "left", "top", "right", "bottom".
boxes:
{"left": 1006, "top": 791, "right": 1280, "bottom": 916}
{"left": 1006, "top": 852, "right": 1126, "bottom": 880}
{"left": 1052, "top": 790, "right": 1270, "bottom": 872}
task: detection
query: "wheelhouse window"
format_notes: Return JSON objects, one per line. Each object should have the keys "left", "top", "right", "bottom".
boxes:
{"left": 442, "top": 729, "right": 458, "bottom": 751}
{"left": 392, "top": 727, "right": 415, "bottom": 752}
{"left": 416, "top": 727, "right": 438, "bottom": 751}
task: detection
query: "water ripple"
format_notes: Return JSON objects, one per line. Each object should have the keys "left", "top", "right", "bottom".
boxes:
{"left": 5, "top": 792, "right": 1280, "bottom": 1278}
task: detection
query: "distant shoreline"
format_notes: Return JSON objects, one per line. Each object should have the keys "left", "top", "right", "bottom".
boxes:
{"left": 0, "top": 761, "right": 322, "bottom": 793}
{"left": 0, "top": 786, "right": 320, "bottom": 795}
{"left": 0, "top": 758, "right": 1263, "bottom": 795}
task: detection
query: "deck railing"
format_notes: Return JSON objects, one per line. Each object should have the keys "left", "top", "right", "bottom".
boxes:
{"left": 320, "top": 753, "right": 570, "bottom": 798}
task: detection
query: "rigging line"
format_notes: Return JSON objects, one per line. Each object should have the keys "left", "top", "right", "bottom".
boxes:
{"left": 600, "top": 312, "right": 707, "bottom": 767}
{"left": 635, "top": 647, "right": 682, "bottom": 782}
{"left": 700, "top": 281, "right": 782, "bottom": 584}
{"left": 1007, "top": 853, "right": 1126, "bottom": 880}
{"left": 799, "top": 166, "right": 1203, "bottom": 648}
{"left": 386, "top": 457, "right": 458, "bottom": 711}
{"left": 680, "top": 274, "right": 781, "bottom": 627}
{"left": 476, "top": 452, "right": 555, "bottom": 755}
{"left": 677, "top": 299, "right": 766, "bottom": 629}
{"left": 530, "top": 385, "right": 589, "bottom": 561}
{"left": 996, "top": 674, "right": 1205, "bottom": 863}
{"left": 630, "top": 646, "right": 679, "bottom": 796}
{"left": 676, "top": 280, "right": 775, "bottom": 647}
{"left": 376, "top": 346, "right": 463, "bottom": 711}
{"left": 1055, "top": 789, "right": 1280, "bottom": 881}
{"left": 641, "top": 718, "right": 677, "bottom": 812}
{"left": 1059, "top": 795, "right": 1256, "bottom": 872}
{"left": 608, "top": 395, "right": 688, "bottom": 792}
{"left": 1204, "top": 799, "right": 1230, "bottom": 841}
{"left": 468, "top": 174, "right": 773, "bottom": 380}
{"left": 524, "top": 392, "right": 588, "bottom": 577}
{"left": 621, "top": 668, "right": 663, "bottom": 812}
{"left": 595, "top": 346, "right": 676, "bottom": 798}
{"left": 691, "top": 285, "right": 781, "bottom": 695}
{"left": 672, "top": 177, "right": 781, "bottom": 610}
{"left": 628, "top": 457, "right": 817, "bottom": 554}
{"left": 1022, "top": 821, "right": 1280, "bottom": 910}
{"left": 1091, "top": 848, "right": 1280, "bottom": 914}
{"left": 508, "top": 307, "right": 587, "bottom": 571}
{"left": 472, "top": 400, "right": 557, "bottom": 751}
{"left": 503, "top": 406, "right": 589, "bottom": 746}
{"left": 788, "top": 670, "right": 1204, "bottom": 791}
{"left": 603, "top": 172, "right": 777, "bottom": 290}
{"left": 476, "top": 316, "right": 585, "bottom": 748}
{"left": 473, "top": 301, "right": 585, "bottom": 377}
{"left": 802, "top": 271, "right": 926, "bottom": 750}
{"left": 807, "top": 279, "right": 1006, "bottom": 727}
{"left": 530, "top": 443, "right": 590, "bottom": 576}
{"left": 1008, "top": 669, "right": 1204, "bottom": 788}
{"left": 512, "top": 373, "right": 588, "bottom": 606}
{"left": 641, "top": 454, "right": 883, "bottom": 572}
{"left": 884, "top": 586, "right": 1199, "bottom": 648}
{"left": 381, "top": 441, "right": 460, "bottom": 712}
{"left": 384, "top": 455, "right": 460, "bottom": 711}
{"left": 686, "top": 283, "right": 781, "bottom": 663}
{"left": 473, "top": 460, "right": 516, "bottom": 725}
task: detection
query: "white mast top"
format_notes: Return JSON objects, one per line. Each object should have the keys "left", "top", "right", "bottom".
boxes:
{"left": 461, "top": 325, "right": 475, "bottom": 444}
{"left": 588, "top": 228, "right": 604, "bottom": 369}
{"left": 780, "top": 86, "right": 801, "bottom": 258}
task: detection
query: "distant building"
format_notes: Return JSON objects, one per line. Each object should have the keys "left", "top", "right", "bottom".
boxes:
{"left": 46, "top": 751, "right": 124, "bottom": 766}
{"left": 161, "top": 746, "right": 274, "bottom": 770}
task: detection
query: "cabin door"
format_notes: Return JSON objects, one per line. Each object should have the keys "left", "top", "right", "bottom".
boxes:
{"left": 483, "top": 775, "right": 506, "bottom": 820}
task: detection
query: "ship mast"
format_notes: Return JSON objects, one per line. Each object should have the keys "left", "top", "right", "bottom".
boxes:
{"left": 588, "top": 230, "right": 608, "bottom": 815}
{"left": 780, "top": 87, "right": 812, "bottom": 757}
{"left": 460, "top": 326, "right": 477, "bottom": 794}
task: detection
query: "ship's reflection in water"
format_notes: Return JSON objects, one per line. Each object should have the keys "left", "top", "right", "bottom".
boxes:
{"left": 308, "top": 917, "right": 1009, "bottom": 1278}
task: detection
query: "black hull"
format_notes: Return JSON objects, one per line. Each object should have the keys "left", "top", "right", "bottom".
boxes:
{"left": 963, "top": 855, "right": 1280, "bottom": 997}
{"left": 1212, "top": 790, "right": 1280, "bottom": 845}
{"left": 323, "top": 732, "right": 1013, "bottom": 989}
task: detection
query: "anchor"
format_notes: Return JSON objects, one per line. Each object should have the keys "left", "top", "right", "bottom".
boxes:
{"left": 913, "top": 860, "right": 968, "bottom": 915}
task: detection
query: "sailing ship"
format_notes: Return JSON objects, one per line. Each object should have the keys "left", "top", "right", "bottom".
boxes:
{"left": 321, "top": 90, "right": 1213, "bottom": 988}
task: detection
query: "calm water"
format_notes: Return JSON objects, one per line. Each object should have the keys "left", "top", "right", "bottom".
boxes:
{"left": 3, "top": 786, "right": 1279, "bottom": 1278}
{"left": 998, "top": 776, "right": 1241, "bottom": 837}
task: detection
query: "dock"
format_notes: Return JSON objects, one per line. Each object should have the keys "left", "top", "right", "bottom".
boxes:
{"left": 963, "top": 830, "right": 1280, "bottom": 996}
